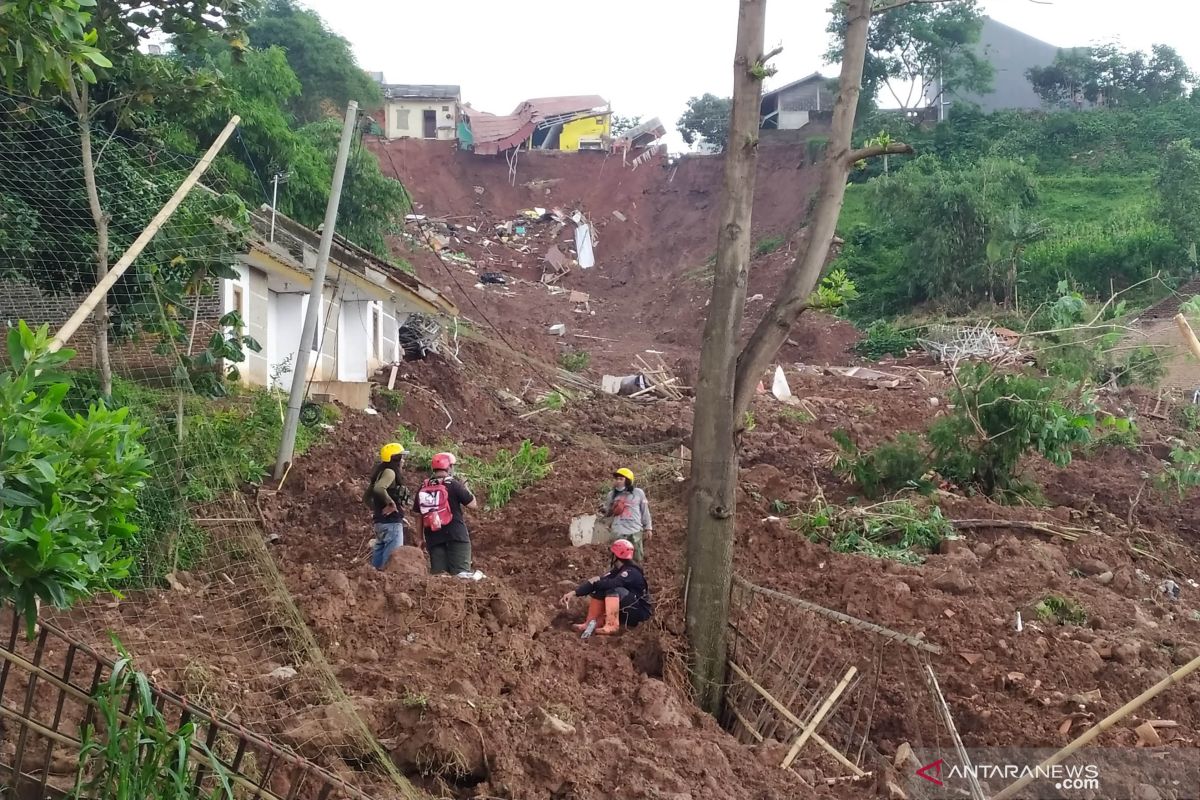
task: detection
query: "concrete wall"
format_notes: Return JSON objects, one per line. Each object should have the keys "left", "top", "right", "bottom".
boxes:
{"left": 932, "top": 17, "right": 1060, "bottom": 113}
{"left": 224, "top": 263, "right": 270, "bottom": 386}
{"left": 384, "top": 98, "right": 459, "bottom": 140}
{"left": 560, "top": 114, "right": 611, "bottom": 151}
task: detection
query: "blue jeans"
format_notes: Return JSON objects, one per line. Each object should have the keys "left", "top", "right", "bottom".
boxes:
{"left": 371, "top": 522, "right": 404, "bottom": 570}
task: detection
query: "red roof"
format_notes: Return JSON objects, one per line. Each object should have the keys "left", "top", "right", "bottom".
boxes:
{"left": 467, "top": 95, "right": 608, "bottom": 155}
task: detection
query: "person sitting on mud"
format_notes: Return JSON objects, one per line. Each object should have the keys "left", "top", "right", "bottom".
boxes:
{"left": 413, "top": 452, "right": 478, "bottom": 576}
{"left": 599, "top": 468, "right": 653, "bottom": 562}
{"left": 364, "top": 442, "right": 409, "bottom": 570}
{"left": 560, "top": 538, "right": 653, "bottom": 635}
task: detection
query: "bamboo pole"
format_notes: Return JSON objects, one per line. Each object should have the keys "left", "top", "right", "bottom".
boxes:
{"left": 926, "top": 664, "right": 986, "bottom": 800}
{"left": 50, "top": 116, "right": 241, "bottom": 351}
{"left": 781, "top": 665, "right": 857, "bottom": 769}
{"left": 733, "top": 575, "right": 942, "bottom": 654}
{"left": 1174, "top": 313, "right": 1200, "bottom": 361}
{"left": 728, "top": 661, "right": 866, "bottom": 777}
{"left": 991, "top": 653, "right": 1200, "bottom": 800}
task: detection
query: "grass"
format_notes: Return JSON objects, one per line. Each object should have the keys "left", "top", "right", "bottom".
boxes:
{"left": 801, "top": 500, "right": 953, "bottom": 565}
{"left": 779, "top": 407, "right": 815, "bottom": 424}
{"left": 1035, "top": 595, "right": 1087, "bottom": 626}
{"left": 743, "top": 411, "right": 757, "bottom": 431}
{"left": 396, "top": 428, "right": 552, "bottom": 510}
{"left": 374, "top": 386, "right": 405, "bottom": 413}
{"left": 71, "top": 645, "right": 234, "bottom": 800}
{"left": 754, "top": 235, "right": 786, "bottom": 256}
{"left": 558, "top": 349, "right": 590, "bottom": 373}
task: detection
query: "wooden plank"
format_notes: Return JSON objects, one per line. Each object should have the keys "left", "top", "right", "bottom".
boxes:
{"left": 728, "top": 661, "right": 865, "bottom": 777}
{"left": 781, "top": 666, "right": 857, "bottom": 769}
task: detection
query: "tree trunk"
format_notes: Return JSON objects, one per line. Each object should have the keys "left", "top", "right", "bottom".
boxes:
{"left": 731, "top": 0, "right": 876, "bottom": 420}
{"left": 686, "top": 0, "right": 769, "bottom": 715}
{"left": 76, "top": 84, "right": 112, "bottom": 398}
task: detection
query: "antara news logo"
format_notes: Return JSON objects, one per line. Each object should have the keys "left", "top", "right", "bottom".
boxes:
{"left": 916, "top": 758, "right": 1101, "bottom": 792}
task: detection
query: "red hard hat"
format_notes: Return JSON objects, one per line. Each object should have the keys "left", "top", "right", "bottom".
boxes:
{"left": 610, "top": 538, "right": 635, "bottom": 561}
{"left": 431, "top": 453, "right": 453, "bottom": 471}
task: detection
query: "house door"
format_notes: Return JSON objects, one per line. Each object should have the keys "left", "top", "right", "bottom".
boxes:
{"left": 422, "top": 110, "right": 437, "bottom": 139}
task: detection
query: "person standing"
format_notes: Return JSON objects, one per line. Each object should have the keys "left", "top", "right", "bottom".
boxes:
{"left": 364, "top": 442, "right": 408, "bottom": 570}
{"left": 599, "top": 468, "right": 653, "bottom": 562}
{"left": 413, "top": 452, "right": 478, "bottom": 576}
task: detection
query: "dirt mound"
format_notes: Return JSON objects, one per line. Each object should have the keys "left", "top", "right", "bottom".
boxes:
{"left": 368, "top": 138, "right": 859, "bottom": 375}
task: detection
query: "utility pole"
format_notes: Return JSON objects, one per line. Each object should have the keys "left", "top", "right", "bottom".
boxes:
{"left": 273, "top": 101, "right": 358, "bottom": 482}
{"left": 269, "top": 171, "right": 289, "bottom": 243}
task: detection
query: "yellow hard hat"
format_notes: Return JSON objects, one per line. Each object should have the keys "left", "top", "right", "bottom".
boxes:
{"left": 614, "top": 467, "right": 635, "bottom": 482}
{"left": 380, "top": 442, "right": 405, "bottom": 462}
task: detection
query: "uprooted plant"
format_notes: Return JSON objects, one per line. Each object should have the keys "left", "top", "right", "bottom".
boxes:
{"left": 395, "top": 429, "right": 552, "bottom": 510}
{"left": 798, "top": 499, "right": 955, "bottom": 565}
{"left": 836, "top": 362, "right": 1096, "bottom": 501}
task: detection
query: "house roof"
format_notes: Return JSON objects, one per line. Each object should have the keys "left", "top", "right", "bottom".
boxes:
{"left": 614, "top": 116, "right": 667, "bottom": 147}
{"left": 465, "top": 95, "right": 608, "bottom": 155}
{"left": 245, "top": 206, "right": 458, "bottom": 317}
{"left": 762, "top": 72, "right": 831, "bottom": 101}
{"left": 1135, "top": 277, "right": 1200, "bottom": 324}
{"left": 384, "top": 84, "right": 461, "bottom": 100}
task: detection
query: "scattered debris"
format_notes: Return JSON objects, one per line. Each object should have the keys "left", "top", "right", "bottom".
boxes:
{"left": 268, "top": 666, "right": 298, "bottom": 681}
{"left": 1135, "top": 721, "right": 1163, "bottom": 747}
{"left": 480, "top": 272, "right": 507, "bottom": 285}
{"left": 1159, "top": 579, "right": 1181, "bottom": 601}
{"left": 611, "top": 210, "right": 627, "bottom": 222}
{"left": 547, "top": 324, "right": 566, "bottom": 336}
{"left": 919, "top": 323, "right": 1022, "bottom": 364}
{"left": 572, "top": 211, "right": 596, "bottom": 269}
{"left": 771, "top": 366, "right": 797, "bottom": 405}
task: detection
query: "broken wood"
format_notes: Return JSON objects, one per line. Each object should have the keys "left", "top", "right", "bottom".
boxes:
{"left": 628, "top": 377, "right": 678, "bottom": 399}
{"left": 387, "top": 365, "right": 398, "bottom": 390}
{"left": 727, "top": 661, "right": 866, "bottom": 777}
{"left": 951, "top": 518, "right": 1087, "bottom": 542}
{"left": 780, "top": 665, "right": 857, "bottom": 769}
{"left": 572, "top": 333, "right": 615, "bottom": 342}
{"left": 991, "top": 652, "right": 1200, "bottom": 800}
{"left": 1174, "top": 313, "right": 1200, "bottom": 361}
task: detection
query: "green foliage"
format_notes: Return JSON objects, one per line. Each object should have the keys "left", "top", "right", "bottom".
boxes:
{"left": 853, "top": 321, "right": 919, "bottom": 360}
{"left": 754, "top": 235, "right": 786, "bottom": 256}
{"left": 558, "top": 349, "right": 591, "bottom": 373}
{"left": 1028, "top": 43, "right": 1193, "bottom": 110}
{"left": 374, "top": 387, "right": 405, "bottom": 413}
{"left": 246, "top": 0, "right": 382, "bottom": 123}
{"left": 827, "top": 0, "right": 990, "bottom": 111}
{"left": 1089, "top": 414, "right": 1140, "bottom": 451}
{"left": 802, "top": 500, "right": 953, "bottom": 565}
{"left": 779, "top": 407, "right": 815, "bottom": 425}
{"left": 540, "top": 391, "right": 566, "bottom": 411}
{"left": 0, "top": 0, "right": 112, "bottom": 94}
{"left": 832, "top": 430, "right": 932, "bottom": 499}
{"left": 396, "top": 430, "right": 552, "bottom": 511}
{"left": 928, "top": 363, "right": 1096, "bottom": 497}
{"left": 1176, "top": 403, "right": 1200, "bottom": 432}
{"left": 676, "top": 93, "right": 730, "bottom": 149}
{"left": 611, "top": 114, "right": 642, "bottom": 135}
{"left": 1157, "top": 442, "right": 1200, "bottom": 498}
{"left": 1157, "top": 139, "right": 1200, "bottom": 253}
{"left": 1035, "top": 595, "right": 1087, "bottom": 626}
{"left": 743, "top": 411, "right": 757, "bottom": 432}
{"left": 71, "top": 645, "right": 234, "bottom": 800}
{"left": 0, "top": 323, "right": 150, "bottom": 630}
{"left": 807, "top": 268, "right": 859, "bottom": 311}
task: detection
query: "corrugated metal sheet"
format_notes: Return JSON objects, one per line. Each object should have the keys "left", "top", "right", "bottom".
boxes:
{"left": 384, "top": 84, "right": 461, "bottom": 100}
{"left": 466, "top": 95, "right": 608, "bottom": 155}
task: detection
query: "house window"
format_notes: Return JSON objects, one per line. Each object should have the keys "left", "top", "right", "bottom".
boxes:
{"left": 231, "top": 285, "right": 244, "bottom": 319}
{"left": 395, "top": 109, "right": 410, "bottom": 131}
{"left": 442, "top": 105, "right": 449, "bottom": 112}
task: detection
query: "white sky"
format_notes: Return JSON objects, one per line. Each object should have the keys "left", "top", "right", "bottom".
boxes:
{"left": 303, "top": 0, "right": 1200, "bottom": 151}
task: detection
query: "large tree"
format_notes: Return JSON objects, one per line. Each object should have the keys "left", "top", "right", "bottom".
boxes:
{"left": 826, "top": 0, "right": 990, "bottom": 110}
{"left": 1028, "top": 42, "right": 1195, "bottom": 109}
{"left": 677, "top": 93, "right": 733, "bottom": 150}
{"left": 687, "top": 0, "right": 924, "bottom": 712}
{"left": 247, "top": 0, "right": 382, "bottom": 123}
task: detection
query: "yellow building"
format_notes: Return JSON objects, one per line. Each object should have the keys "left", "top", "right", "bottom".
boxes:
{"left": 559, "top": 113, "right": 611, "bottom": 151}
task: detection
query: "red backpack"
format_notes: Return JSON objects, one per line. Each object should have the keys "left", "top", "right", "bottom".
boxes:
{"left": 417, "top": 478, "right": 453, "bottom": 531}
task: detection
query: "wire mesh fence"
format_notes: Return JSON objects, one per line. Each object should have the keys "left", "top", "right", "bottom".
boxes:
{"left": 0, "top": 93, "right": 419, "bottom": 796}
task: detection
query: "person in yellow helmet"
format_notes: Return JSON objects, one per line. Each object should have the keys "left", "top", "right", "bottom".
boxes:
{"left": 599, "top": 467, "right": 652, "bottom": 562}
{"left": 364, "top": 442, "right": 409, "bottom": 570}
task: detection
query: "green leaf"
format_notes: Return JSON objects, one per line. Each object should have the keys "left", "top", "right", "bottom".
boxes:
{"left": 0, "top": 487, "right": 39, "bottom": 507}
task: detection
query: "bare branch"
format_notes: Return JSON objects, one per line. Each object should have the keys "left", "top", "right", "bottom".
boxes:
{"left": 872, "top": 0, "right": 954, "bottom": 13}
{"left": 762, "top": 45, "right": 784, "bottom": 63}
{"left": 846, "top": 142, "right": 915, "bottom": 164}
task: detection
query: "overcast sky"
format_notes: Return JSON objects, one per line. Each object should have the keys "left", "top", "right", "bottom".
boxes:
{"left": 303, "top": 0, "right": 1199, "bottom": 151}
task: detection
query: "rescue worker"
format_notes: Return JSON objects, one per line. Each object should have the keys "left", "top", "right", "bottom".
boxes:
{"left": 365, "top": 442, "right": 408, "bottom": 570}
{"left": 599, "top": 468, "right": 653, "bottom": 562}
{"left": 413, "top": 452, "right": 478, "bottom": 576}
{"left": 560, "top": 538, "right": 653, "bottom": 635}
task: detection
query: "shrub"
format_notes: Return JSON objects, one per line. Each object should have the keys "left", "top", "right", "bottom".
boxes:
{"left": 1158, "top": 442, "right": 1200, "bottom": 497}
{"left": 853, "top": 321, "right": 919, "bottom": 360}
{"left": 1, "top": 323, "right": 151, "bottom": 630}
{"left": 1035, "top": 595, "right": 1087, "bottom": 626}
{"left": 395, "top": 430, "right": 552, "bottom": 510}
{"left": 832, "top": 430, "right": 932, "bottom": 499}
{"left": 802, "top": 500, "right": 953, "bottom": 565}
{"left": 1089, "top": 415, "right": 1140, "bottom": 451}
{"left": 928, "top": 363, "right": 1096, "bottom": 497}
{"left": 558, "top": 349, "right": 591, "bottom": 373}
{"left": 374, "top": 387, "right": 405, "bottom": 413}
{"left": 754, "top": 235, "right": 786, "bottom": 256}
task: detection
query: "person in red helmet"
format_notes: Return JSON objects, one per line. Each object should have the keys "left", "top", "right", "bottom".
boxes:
{"left": 413, "top": 451, "right": 477, "bottom": 576}
{"left": 560, "top": 538, "right": 653, "bottom": 635}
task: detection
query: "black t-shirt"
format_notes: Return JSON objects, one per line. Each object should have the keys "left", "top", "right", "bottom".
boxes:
{"left": 413, "top": 476, "right": 475, "bottom": 545}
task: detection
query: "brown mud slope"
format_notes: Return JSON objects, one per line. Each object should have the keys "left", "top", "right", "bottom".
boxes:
{"left": 368, "top": 138, "right": 858, "bottom": 375}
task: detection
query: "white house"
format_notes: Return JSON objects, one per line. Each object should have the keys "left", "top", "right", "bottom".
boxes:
{"left": 379, "top": 84, "right": 461, "bottom": 141}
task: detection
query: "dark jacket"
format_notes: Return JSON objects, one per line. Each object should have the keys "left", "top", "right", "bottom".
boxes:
{"left": 575, "top": 561, "right": 653, "bottom": 626}
{"left": 366, "top": 461, "right": 407, "bottom": 524}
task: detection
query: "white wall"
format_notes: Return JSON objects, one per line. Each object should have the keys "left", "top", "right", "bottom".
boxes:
{"left": 384, "top": 98, "right": 458, "bottom": 140}
{"left": 267, "top": 291, "right": 307, "bottom": 392}
{"left": 338, "top": 299, "right": 372, "bottom": 381}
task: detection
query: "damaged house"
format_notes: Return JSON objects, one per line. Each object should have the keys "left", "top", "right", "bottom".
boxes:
{"left": 460, "top": 95, "right": 612, "bottom": 154}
